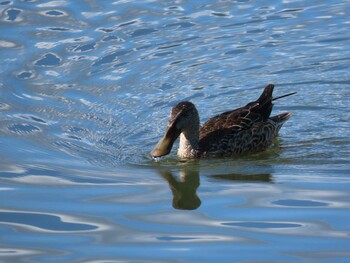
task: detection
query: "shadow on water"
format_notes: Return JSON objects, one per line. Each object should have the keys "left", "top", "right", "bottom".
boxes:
{"left": 153, "top": 160, "right": 272, "bottom": 210}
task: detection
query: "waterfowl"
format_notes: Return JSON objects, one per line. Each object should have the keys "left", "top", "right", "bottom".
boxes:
{"left": 151, "top": 84, "right": 296, "bottom": 159}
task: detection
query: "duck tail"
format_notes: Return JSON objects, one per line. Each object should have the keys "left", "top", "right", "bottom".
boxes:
{"left": 251, "top": 84, "right": 274, "bottom": 120}
{"left": 257, "top": 84, "right": 274, "bottom": 103}
{"left": 270, "top": 112, "right": 292, "bottom": 133}
{"left": 270, "top": 112, "right": 291, "bottom": 124}
{"left": 252, "top": 84, "right": 297, "bottom": 120}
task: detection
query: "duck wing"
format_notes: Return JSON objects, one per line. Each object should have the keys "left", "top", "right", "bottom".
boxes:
{"left": 198, "top": 84, "right": 275, "bottom": 152}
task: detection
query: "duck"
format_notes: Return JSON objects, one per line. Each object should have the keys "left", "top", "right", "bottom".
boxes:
{"left": 151, "top": 84, "right": 296, "bottom": 159}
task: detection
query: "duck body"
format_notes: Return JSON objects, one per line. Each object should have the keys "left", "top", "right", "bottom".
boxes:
{"left": 151, "top": 84, "right": 296, "bottom": 159}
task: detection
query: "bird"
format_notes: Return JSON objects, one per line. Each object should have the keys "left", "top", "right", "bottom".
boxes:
{"left": 151, "top": 84, "right": 296, "bottom": 159}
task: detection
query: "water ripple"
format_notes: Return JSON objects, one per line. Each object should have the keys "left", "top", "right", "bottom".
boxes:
{"left": 40, "top": 9, "right": 67, "bottom": 17}
{"left": 0, "top": 247, "right": 45, "bottom": 260}
{"left": 0, "top": 211, "right": 96, "bottom": 232}
{"left": 1, "top": 1, "right": 350, "bottom": 262}
{"left": 34, "top": 53, "right": 62, "bottom": 67}
{"left": 4, "top": 8, "right": 22, "bottom": 22}
{"left": 0, "top": 209, "right": 108, "bottom": 233}
{"left": 272, "top": 199, "right": 328, "bottom": 207}
{"left": 221, "top": 220, "right": 348, "bottom": 238}
{"left": 8, "top": 123, "right": 41, "bottom": 135}
{"left": 222, "top": 221, "right": 302, "bottom": 229}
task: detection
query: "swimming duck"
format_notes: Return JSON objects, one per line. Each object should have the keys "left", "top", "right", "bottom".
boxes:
{"left": 151, "top": 84, "right": 296, "bottom": 159}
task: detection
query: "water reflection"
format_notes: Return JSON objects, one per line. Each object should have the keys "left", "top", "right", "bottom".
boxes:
{"left": 210, "top": 173, "right": 272, "bottom": 182}
{"left": 157, "top": 165, "right": 201, "bottom": 210}
{"left": 156, "top": 163, "right": 272, "bottom": 210}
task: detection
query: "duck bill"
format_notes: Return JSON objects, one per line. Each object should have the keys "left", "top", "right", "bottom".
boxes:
{"left": 151, "top": 122, "right": 181, "bottom": 158}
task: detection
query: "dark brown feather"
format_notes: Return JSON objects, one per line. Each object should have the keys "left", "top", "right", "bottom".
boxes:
{"left": 198, "top": 84, "right": 290, "bottom": 156}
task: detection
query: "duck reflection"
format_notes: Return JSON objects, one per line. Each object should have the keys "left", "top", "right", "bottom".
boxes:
{"left": 210, "top": 173, "right": 272, "bottom": 182}
{"left": 156, "top": 164, "right": 272, "bottom": 210}
{"left": 158, "top": 165, "right": 201, "bottom": 210}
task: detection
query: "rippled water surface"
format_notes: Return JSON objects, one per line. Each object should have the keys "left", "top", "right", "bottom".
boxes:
{"left": 1, "top": 0, "right": 350, "bottom": 262}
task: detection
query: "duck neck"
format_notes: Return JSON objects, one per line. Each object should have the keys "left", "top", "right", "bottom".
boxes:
{"left": 177, "top": 129, "right": 200, "bottom": 159}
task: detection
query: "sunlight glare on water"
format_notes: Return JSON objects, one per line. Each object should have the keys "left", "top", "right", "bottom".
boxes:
{"left": 0, "top": 0, "right": 350, "bottom": 262}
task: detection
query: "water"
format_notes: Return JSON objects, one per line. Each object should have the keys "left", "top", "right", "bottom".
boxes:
{"left": 1, "top": 0, "right": 350, "bottom": 262}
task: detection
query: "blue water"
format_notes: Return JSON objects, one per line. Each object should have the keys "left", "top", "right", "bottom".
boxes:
{"left": 1, "top": 0, "right": 350, "bottom": 262}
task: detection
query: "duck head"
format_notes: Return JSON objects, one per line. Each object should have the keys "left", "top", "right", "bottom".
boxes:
{"left": 151, "top": 101, "right": 199, "bottom": 158}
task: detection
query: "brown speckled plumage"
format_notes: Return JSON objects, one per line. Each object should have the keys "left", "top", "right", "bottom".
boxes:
{"left": 151, "top": 84, "right": 296, "bottom": 159}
